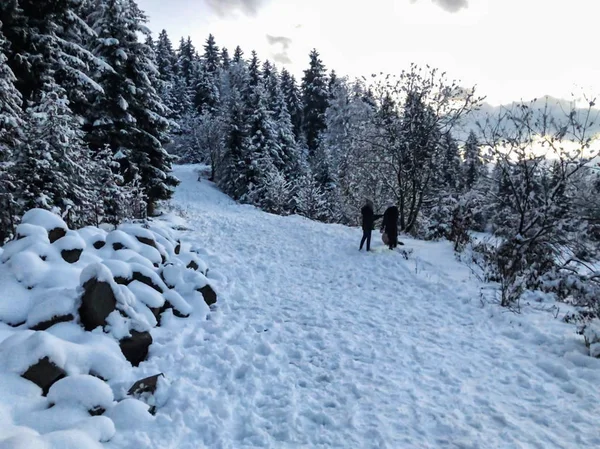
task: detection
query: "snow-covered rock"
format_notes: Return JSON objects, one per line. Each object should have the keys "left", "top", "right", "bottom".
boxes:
{"left": 0, "top": 207, "right": 216, "bottom": 447}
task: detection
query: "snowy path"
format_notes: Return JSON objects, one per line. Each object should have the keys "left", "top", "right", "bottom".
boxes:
{"left": 111, "top": 165, "right": 600, "bottom": 449}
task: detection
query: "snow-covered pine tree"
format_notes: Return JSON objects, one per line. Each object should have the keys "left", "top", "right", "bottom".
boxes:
{"left": 154, "top": 29, "right": 178, "bottom": 117}
{"left": 176, "top": 36, "right": 199, "bottom": 88}
{"left": 301, "top": 49, "right": 329, "bottom": 159}
{"left": 242, "top": 84, "right": 285, "bottom": 210}
{"left": 216, "top": 52, "right": 250, "bottom": 199}
{"left": 280, "top": 68, "right": 303, "bottom": 141}
{"left": 87, "top": 0, "right": 178, "bottom": 216}
{"left": 0, "top": 0, "right": 104, "bottom": 116}
{"left": 462, "top": 130, "right": 485, "bottom": 191}
{"left": 261, "top": 60, "right": 279, "bottom": 110}
{"left": 14, "top": 83, "right": 96, "bottom": 227}
{"left": 194, "top": 34, "right": 220, "bottom": 114}
{"left": 0, "top": 22, "right": 23, "bottom": 242}
{"left": 247, "top": 50, "right": 261, "bottom": 89}
{"left": 232, "top": 45, "right": 244, "bottom": 64}
{"left": 271, "top": 76, "right": 302, "bottom": 184}
{"left": 323, "top": 79, "right": 379, "bottom": 224}
{"left": 218, "top": 84, "right": 248, "bottom": 200}
{"left": 220, "top": 47, "right": 231, "bottom": 69}
{"left": 0, "top": 21, "right": 22, "bottom": 158}
{"left": 293, "top": 173, "right": 328, "bottom": 221}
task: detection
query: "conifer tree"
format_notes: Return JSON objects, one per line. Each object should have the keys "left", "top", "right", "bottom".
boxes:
{"left": 280, "top": 68, "right": 303, "bottom": 140}
{"left": 301, "top": 49, "right": 329, "bottom": 158}
{"left": 220, "top": 47, "right": 231, "bottom": 69}
{"left": 0, "top": 22, "right": 23, "bottom": 241}
{"left": 195, "top": 34, "right": 220, "bottom": 114}
{"left": 15, "top": 84, "right": 95, "bottom": 226}
{"left": 87, "top": 0, "right": 178, "bottom": 216}
{"left": 462, "top": 130, "right": 484, "bottom": 191}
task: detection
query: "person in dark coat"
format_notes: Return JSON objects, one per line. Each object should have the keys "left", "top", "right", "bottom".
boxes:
{"left": 381, "top": 206, "right": 399, "bottom": 250}
{"left": 359, "top": 200, "right": 382, "bottom": 251}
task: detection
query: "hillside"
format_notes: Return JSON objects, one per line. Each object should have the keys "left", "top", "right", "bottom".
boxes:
{"left": 1, "top": 164, "right": 599, "bottom": 449}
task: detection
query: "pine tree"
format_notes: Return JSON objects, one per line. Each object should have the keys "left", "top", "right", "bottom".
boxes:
{"left": 262, "top": 59, "right": 279, "bottom": 111}
{"left": 202, "top": 34, "right": 220, "bottom": 74}
{"left": 0, "top": 22, "right": 22, "bottom": 158}
{"left": 0, "top": 22, "right": 23, "bottom": 241}
{"left": 87, "top": 0, "right": 178, "bottom": 216}
{"left": 242, "top": 84, "right": 283, "bottom": 206}
{"left": 232, "top": 46, "right": 244, "bottom": 64}
{"left": 14, "top": 84, "right": 96, "bottom": 227}
{"left": 462, "top": 130, "right": 484, "bottom": 191}
{"left": 0, "top": 0, "right": 103, "bottom": 115}
{"left": 247, "top": 50, "right": 261, "bottom": 89}
{"left": 176, "top": 36, "right": 198, "bottom": 87}
{"left": 272, "top": 78, "right": 302, "bottom": 182}
{"left": 328, "top": 69, "right": 338, "bottom": 98}
{"left": 301, "top": 49, "right": 329, "bottom": 158}
{"left": 154, "top": 29, "right": 178, "bottom": 116}
{"left": 220, "top": 47, "right": 231, "bottom": 69}
{"left": 194, "top": 34, "right": 220, "bottom": 114}
{"left": 218, "top": 85, "right": 248, "bottom": 199}
{"left": 280, "top": 68, "right": 303, "bottom": 141}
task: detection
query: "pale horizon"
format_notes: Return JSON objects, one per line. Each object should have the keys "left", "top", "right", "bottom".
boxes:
{"left": 137, "top": 0, "right": 600, "bottom": 107}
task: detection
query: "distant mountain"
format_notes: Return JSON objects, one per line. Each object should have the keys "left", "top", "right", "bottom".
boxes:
{"left": 454, "top": 96, "right": 600, "bottom": 142}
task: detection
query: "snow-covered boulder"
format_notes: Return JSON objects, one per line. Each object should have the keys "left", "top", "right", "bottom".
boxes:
{"left": 0, "top": 208, "right": 220, "bottom": 445}
{"left": 21, "top": 208, "right": 68, "bottom": 244}
{"left": 78, "top": 265, "right": 119, "bottom": 332}
{"left": 53, "top": 232, "right": 86, "bottom": 264}
{"left": 47, "top": 375, "right": 114, "bottom": 414}
{"left": 582, "top": 322, "right": 600, "bottom": 358}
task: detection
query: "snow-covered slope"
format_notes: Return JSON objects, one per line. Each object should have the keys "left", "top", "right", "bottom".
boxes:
{"left": 2, "top": 164, "right": 600, "bottom": 449}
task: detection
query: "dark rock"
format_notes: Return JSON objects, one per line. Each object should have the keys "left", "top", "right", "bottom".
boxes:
{"left": 132, "top": 271, "right": 163, "bottom": 293}
{"left": 31, "top": 314, "right": 74, "bottom": 331}
{"left": 159, "top": 301, "right": 189, "bottom": 319}
{"left": 119, "top": 331, "right": 152, "bottom": 367}
{"left": 93, "top": 240, "right": 105, "bottom": 250}
{"left": 112, "top": 242, "right": 125, "bottom": 251}
{"left": 174, "top": 241, "right": 181, "bottom": 255}
{"left": 186, "top": 260, "right": 199, "bottom": 271}
{"left": 136, "top": 236, "right": 157, "bottom": 248}
{"left": 22, "top": 357, "right": 67, "bottom": 396}
{"left": 127, "top": 373, "right": 164, "bottom": 396}
{"left": 78, "top": 278, "right": 117, "bottom": 331}
{"left": 128, "top": 373, "right": 163, "bottom": 415}
{"left": 9, "top": 320, "right": 26, "bottom": 328}
{"left": 89, "top": 407, "right": 105, "bottom": 416}
{"left": 61, "top": 248, "right": 83, "bottom": 264}
{"left": 198, "top": 285, "right": 217, "bottom": 307}
{"left": 149, "top": 306, "right": 162, "bottom": 322}
{"left": 89, "top": 371, "right": 107, "bottom": 382}
{"left": 48, "top": 227, "right": 67, "bottom": 244}
{"left": 160, "top": 254, "right": 166, "bottom": 265}
{"left": 114, "top": 276, "right": 130, "bottom": 285}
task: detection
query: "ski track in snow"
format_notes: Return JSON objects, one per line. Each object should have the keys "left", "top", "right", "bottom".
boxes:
{"left": 109, "top": 165, "right": 600, "bottom": 449}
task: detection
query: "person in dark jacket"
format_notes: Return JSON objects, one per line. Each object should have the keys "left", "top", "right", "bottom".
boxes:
{"left": 381, "top": 205, "right": 399, "bottom": 250}
{"left": 359, "top": 200, "right": 382, "bottom": 251}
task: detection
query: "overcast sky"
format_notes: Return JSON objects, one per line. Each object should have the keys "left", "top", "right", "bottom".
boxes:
{"left": 137, "top": 0, "right": 600, "bottom": 105}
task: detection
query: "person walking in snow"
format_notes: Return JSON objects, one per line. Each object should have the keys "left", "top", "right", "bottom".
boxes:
{"left": 381, "top": 205, "right": 399, "bottom": 250}
{"left": 359, "top": 200, "right": 382, "bottom": 252}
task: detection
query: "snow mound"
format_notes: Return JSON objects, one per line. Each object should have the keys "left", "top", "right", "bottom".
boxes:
{"left": 21, "top": 209, "right": 68, "bottom": 233}
{"left": 0, "top": 208, "right": 219, "bottom": 448}
{"left": 47, "top": 375, "right": 114, "bottom": 411}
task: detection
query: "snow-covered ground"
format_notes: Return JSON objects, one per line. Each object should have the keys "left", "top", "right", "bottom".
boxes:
{"left": 2, "top": 164, "right": 600, "bottom": 449}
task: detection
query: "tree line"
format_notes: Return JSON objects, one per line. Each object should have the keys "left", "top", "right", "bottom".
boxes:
{"left": 0, "top": 0, "right": 178, "bottom": 242}
{"left": 1, "top": 1, "right": 599, "bottom": 314}
{"left": 161, "top": 31, "right": 600, "bottom": 312}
